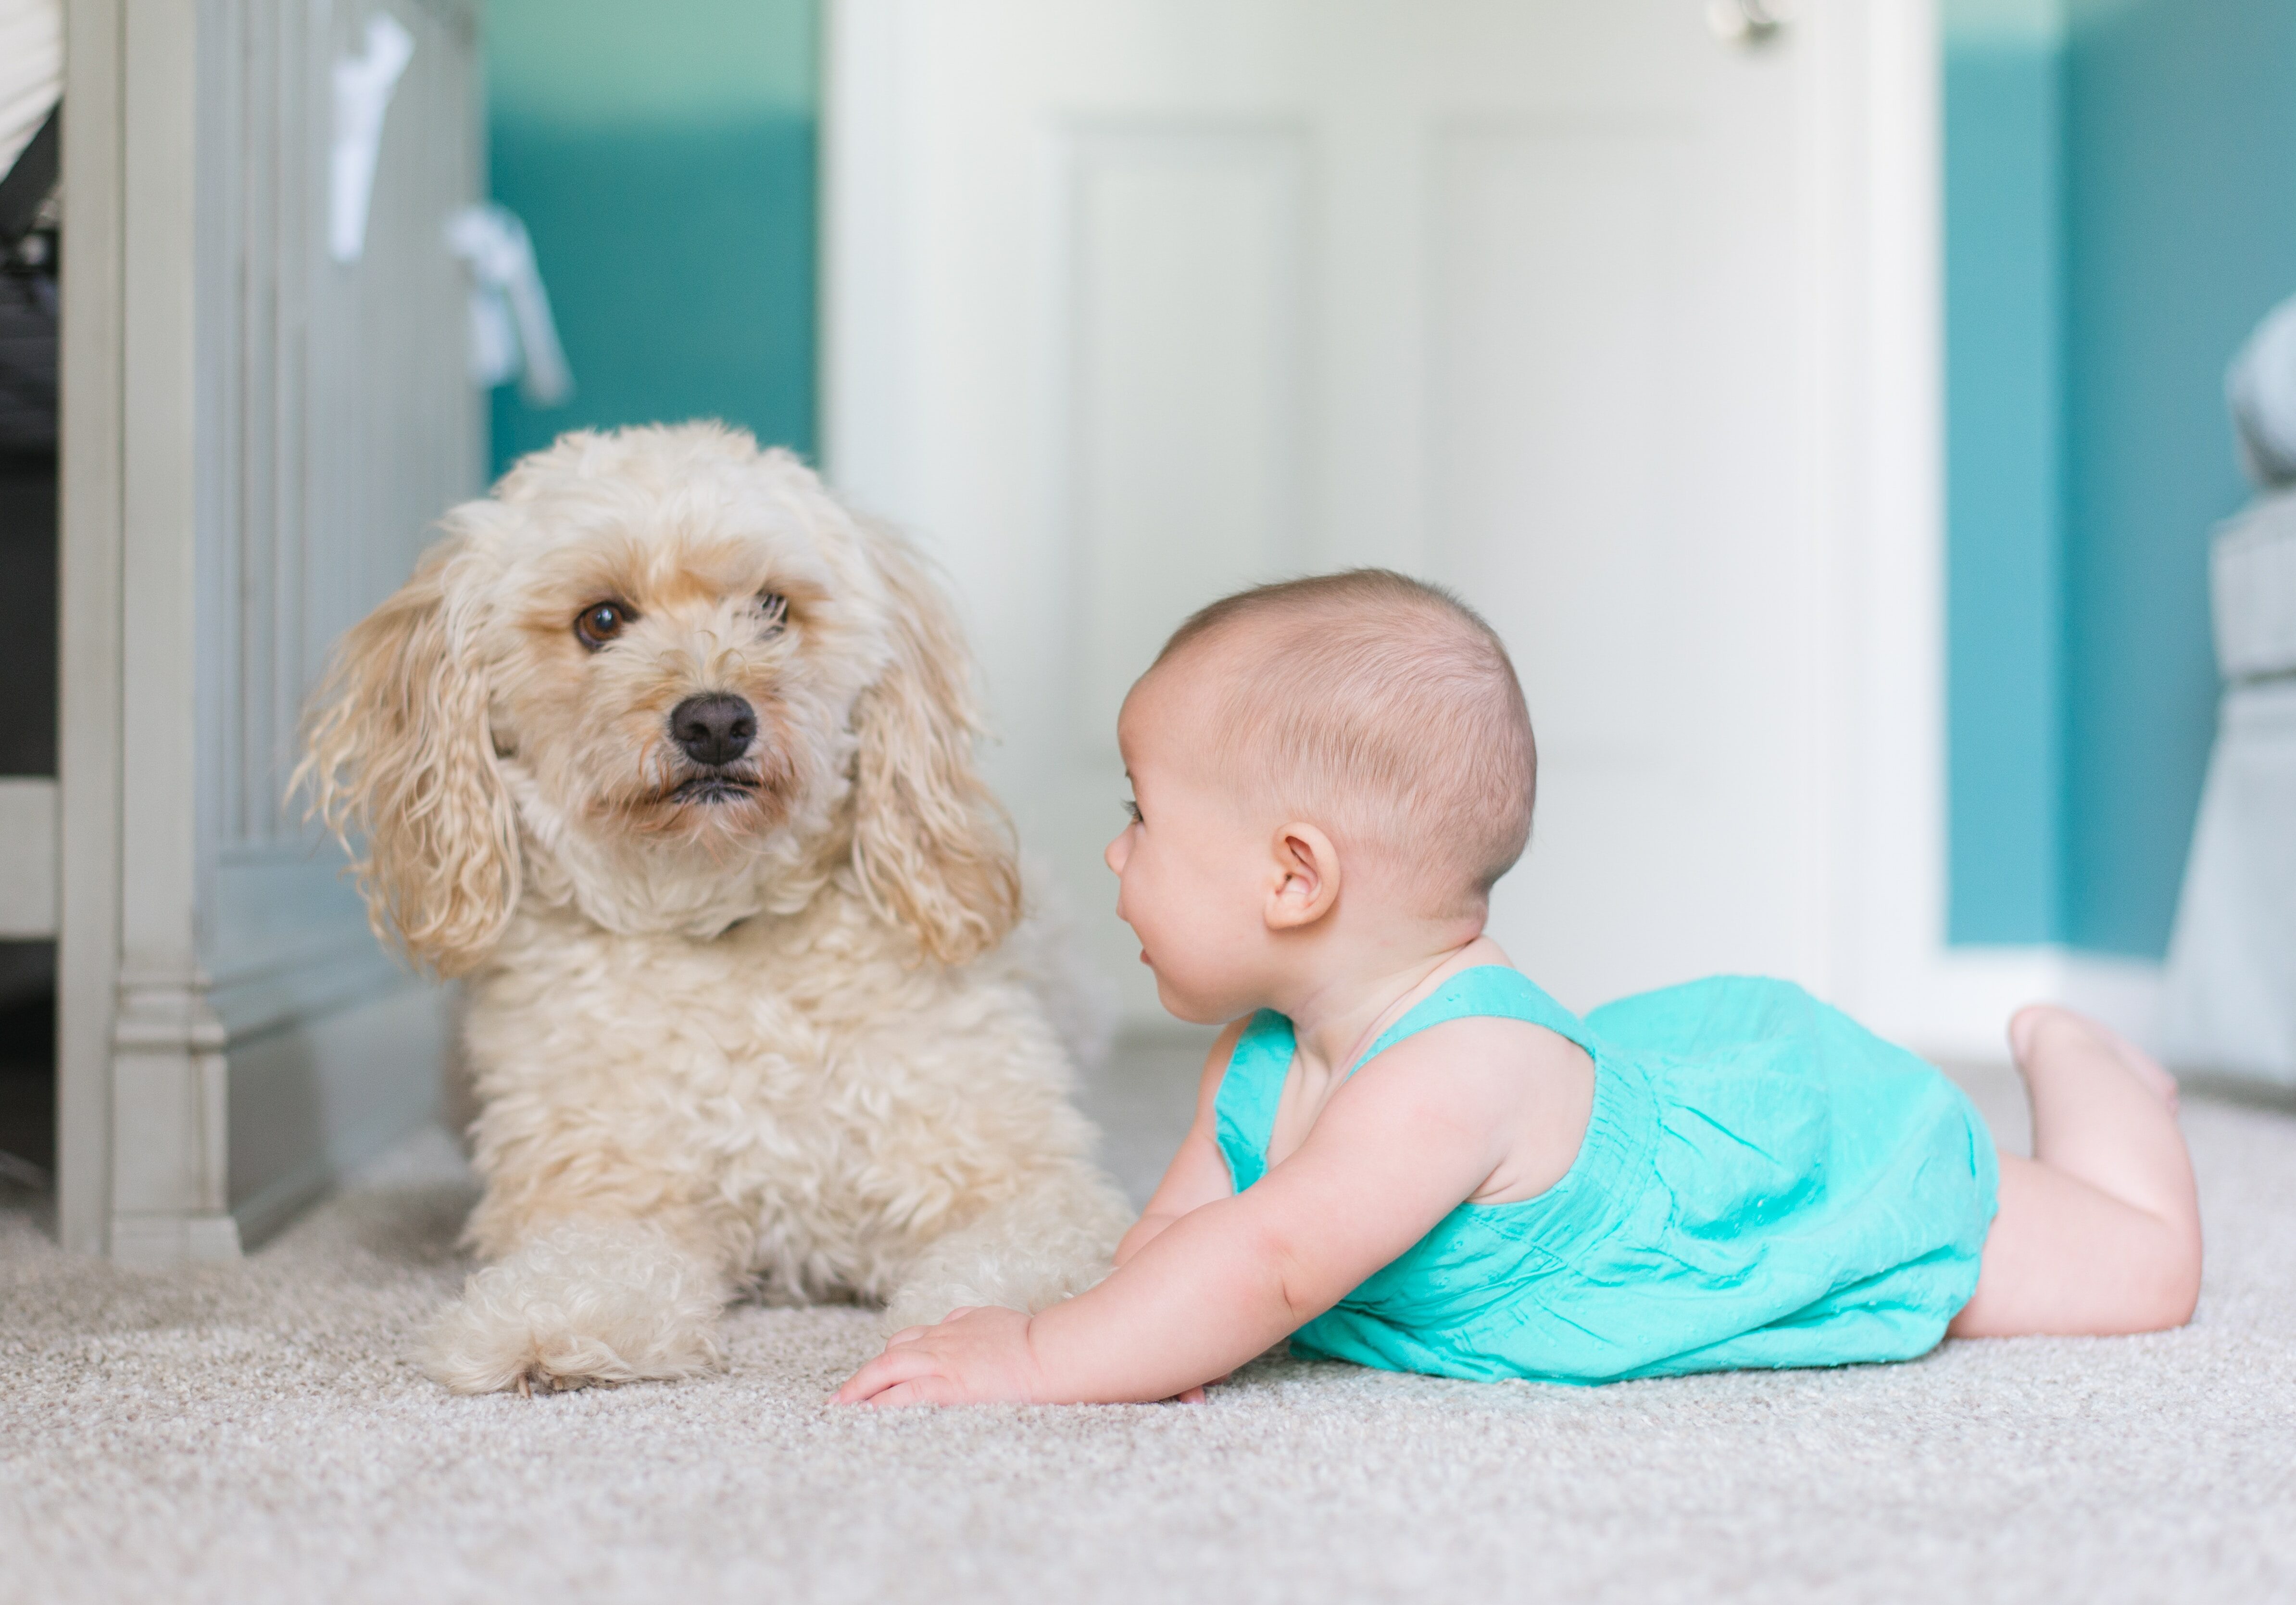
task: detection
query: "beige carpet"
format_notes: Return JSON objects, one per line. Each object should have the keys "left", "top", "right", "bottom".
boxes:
{"left": 6, "top": 1054, "right": 2296, "bottom": 1605}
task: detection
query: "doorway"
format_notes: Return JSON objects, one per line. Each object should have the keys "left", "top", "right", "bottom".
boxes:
{"left": 823, "top": 0, "right": 1947, "bottom": 1036}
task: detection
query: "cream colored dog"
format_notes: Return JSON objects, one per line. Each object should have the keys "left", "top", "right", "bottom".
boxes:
{"left": 302, "top": 422, "right": 1129, "bottom": 1394}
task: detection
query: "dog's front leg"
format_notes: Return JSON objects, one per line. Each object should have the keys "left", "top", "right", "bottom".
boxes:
{"left": 883, "top": 1161, "right": 1133, "bottom": 1331}
{"left": 425, "top": 1216, "right": 731, "bottom": 1395}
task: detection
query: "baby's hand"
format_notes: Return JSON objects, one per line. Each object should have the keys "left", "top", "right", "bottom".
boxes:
{"left": 833, "top": 1307, "right": 1049, "bottom": 1407}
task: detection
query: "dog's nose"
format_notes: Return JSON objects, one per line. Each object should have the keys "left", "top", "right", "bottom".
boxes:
{"left": 669, "top": 694, "right": 758, "bottom": 766}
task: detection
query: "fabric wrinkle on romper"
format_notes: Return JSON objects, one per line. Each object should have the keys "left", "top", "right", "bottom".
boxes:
{"left": 1213, "top": 968, "right": 2000, "bottom": 1384}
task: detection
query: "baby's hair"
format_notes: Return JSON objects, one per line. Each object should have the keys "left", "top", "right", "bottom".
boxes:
{"left": 1150, "top": 569, "right": 1536, "bottom": 915}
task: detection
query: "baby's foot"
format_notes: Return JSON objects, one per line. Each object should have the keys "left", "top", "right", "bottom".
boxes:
{"left": 2008, "top": 1004, "right": 2180, "bottom": 1114}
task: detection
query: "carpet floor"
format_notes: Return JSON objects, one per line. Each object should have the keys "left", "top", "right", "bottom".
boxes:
{"left": 5, "top": 1052, "right": 2296, "bottom": 1605}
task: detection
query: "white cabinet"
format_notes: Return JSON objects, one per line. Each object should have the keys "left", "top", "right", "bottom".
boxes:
{"left": 58, "top": 0, "right": 482, "bottom": 1260}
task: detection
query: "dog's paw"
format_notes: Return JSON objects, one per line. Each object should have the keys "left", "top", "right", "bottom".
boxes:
{"left": 424, "top": 1220, "right": 729, "bottom": 1395}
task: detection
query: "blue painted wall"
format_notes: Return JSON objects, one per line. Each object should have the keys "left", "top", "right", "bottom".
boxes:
{"left": 1944, "top": 0, "right": 2296, "bottom": 957}
{"left": 2059, "top": 0, "right": 2296, "bottom": 955}
{"left": 1944, "top": 0, "right": 2068, "bottom": 944}
{"left": 485, "top": 0, "right": 819, "bottom": 480}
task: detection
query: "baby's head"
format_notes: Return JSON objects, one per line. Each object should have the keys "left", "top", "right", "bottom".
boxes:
{"left": 1107, "top": 570, "right": 1535, "bottom": 1019}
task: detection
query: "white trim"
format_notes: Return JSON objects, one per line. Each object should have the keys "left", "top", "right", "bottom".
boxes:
{"left": 106, "top": 1212, "right": 241, "bottom": 1269}
{"left": 1819, "top": 0, "right": 2169, "bottom": 1067}
{"left": 1886, "top": 947, "right": 2164, "bottom": 1064}
{"left": 1830, "top": 0, "right": 1957, "bottom": 1047}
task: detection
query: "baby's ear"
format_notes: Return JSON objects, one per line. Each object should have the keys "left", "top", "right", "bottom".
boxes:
{"left": 296, "top": 536, "right": 521, "bottom": 976}
{"left": 1264, "top": 822, "right": 1343, "bottom": 931}
{"left": 847, "top": 526, "right": 1021, "bottom": 965}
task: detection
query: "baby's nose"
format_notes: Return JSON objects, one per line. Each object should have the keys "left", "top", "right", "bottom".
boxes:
{"left": 669, "top": 693, "right": 757, "bottom": 766}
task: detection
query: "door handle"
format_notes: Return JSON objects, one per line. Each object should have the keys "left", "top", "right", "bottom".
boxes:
{"left": 1707, "top": 0, "right": 1792, "bottom": 46}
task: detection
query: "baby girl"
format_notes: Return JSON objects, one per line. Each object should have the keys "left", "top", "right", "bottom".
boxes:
{"left": 836, "top": 570, "right": 2202, "bottom": 1404}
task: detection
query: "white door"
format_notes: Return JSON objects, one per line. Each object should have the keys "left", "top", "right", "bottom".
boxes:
{"left": 828, "top": 0, "right": 1911, "bottom": 1027}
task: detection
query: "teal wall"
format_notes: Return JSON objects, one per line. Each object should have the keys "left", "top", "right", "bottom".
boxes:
{"left": 485, "top": 0, "right": 819, "bottom": 479}
{"left": 2059, "top": 0, "right": 2296, "bottom": 955}
{"left": 1944, "top": 0, "right": 2296, "bottom": 957}
{"left": 1944, "top": 0, "right": 2068, "bottom": 944}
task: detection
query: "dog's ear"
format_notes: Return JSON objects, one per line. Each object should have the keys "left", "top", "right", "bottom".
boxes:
{"left": 848, "top": 529, "right": 1022, "bottom": 965}
{"left": 297, "top": 538, "right": 520, "bottom": 977}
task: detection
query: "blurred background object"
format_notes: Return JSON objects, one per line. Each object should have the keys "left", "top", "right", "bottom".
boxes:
{"left": 446, "top": 202, "right": 573, "bottom": 405}
{"left": 0, "top": 0, "right": 61, "bottom": 180}
{"left": 329, "top": 13, "right": 417, "bottom": 263}
{"left": 2228, "top": 296, "right": 2296, "bottom": 489}
{"left": 2156, "top": 296, "right": 2296, "bottom": 1081}
{"left": 0, "top": 0, "right": 62, "bottom": 1193}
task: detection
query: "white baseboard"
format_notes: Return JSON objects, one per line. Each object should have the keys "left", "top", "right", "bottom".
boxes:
{"left": 1885, "top": 946, "right": 2163, "bottom": 1065}
{"left": 109, "top": 1211, "right": 243, "bottom": 1268}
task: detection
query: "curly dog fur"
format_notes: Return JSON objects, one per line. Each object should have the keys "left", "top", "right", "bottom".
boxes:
{"left": 301, "top": 422, "right": 1129, "bottom": 1394}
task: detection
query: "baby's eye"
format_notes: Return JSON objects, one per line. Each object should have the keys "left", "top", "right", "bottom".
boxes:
{"left": 1120, "top": 797, "right": 1143, "bottom": 826}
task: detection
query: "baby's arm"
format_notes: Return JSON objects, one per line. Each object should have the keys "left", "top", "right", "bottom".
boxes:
{"left": 1113, "top": 1021, "right": 1245, "bottom": 1268}
{"left": 836, "top": 1027, "right": 1514, "bottom": 1405}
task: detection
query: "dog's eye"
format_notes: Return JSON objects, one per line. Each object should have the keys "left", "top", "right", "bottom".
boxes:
{"left": 575, "top": 600, "right": 635, "bottom": 650}
{"left": 756, "top": 592, "right": 789, "bottom": 636}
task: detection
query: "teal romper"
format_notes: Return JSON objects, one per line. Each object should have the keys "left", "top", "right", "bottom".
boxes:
{"left": 1214, "top": 969, "right": 1999, "bottom": 1384}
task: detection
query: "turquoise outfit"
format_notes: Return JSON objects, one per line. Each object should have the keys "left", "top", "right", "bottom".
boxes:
{"left": 1214, "top": 969, "right": 1998, "bottom": 1384}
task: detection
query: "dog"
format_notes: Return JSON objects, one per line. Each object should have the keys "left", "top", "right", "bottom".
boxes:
{"left": 301, "top": 422, "right": 1131, "bottom": 1394}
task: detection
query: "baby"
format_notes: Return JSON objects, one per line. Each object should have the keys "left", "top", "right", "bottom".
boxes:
{"left": 835, "top": 570, "right": 2202, "bottom": 1404}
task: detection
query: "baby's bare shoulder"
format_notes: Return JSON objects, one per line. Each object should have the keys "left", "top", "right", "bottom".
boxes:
{"left": 1342, "top": 1015, "right": 1594, "bottom": 1200}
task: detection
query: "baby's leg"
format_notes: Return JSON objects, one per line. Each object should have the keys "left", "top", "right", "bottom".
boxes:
{"left": 1948, "top": 1006, "right": 2202, "bottom": 1338}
